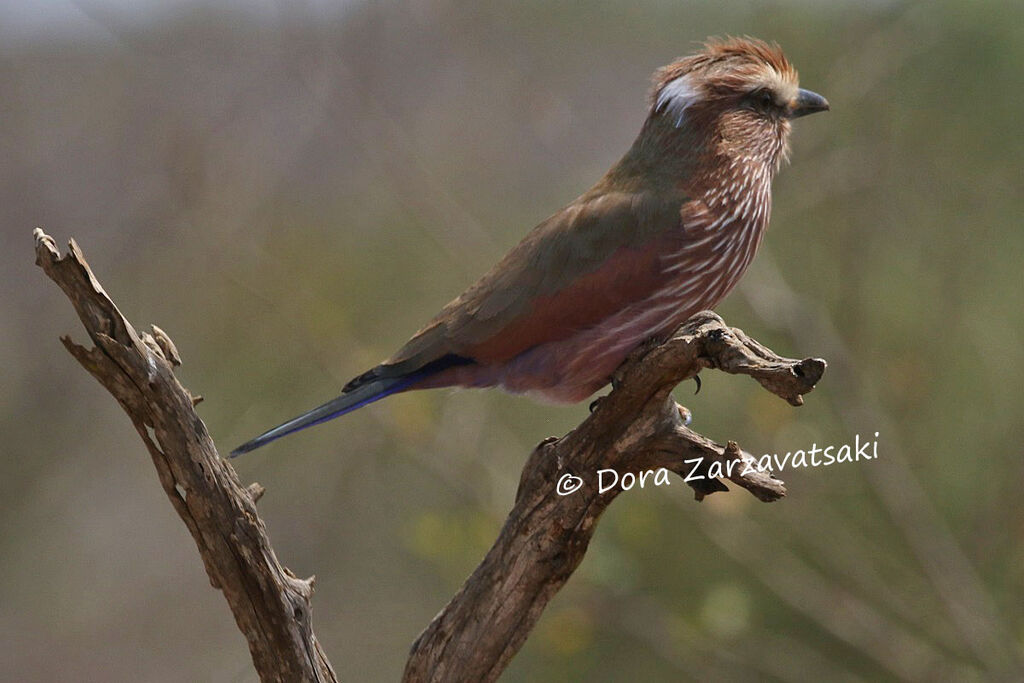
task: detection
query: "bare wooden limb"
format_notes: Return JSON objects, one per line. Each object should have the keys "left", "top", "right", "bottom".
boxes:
{"left": 403, "top": 311, "right": 825, "bottom": 682}
{"left": 33, "top": 229, "right": 337, "bottom": 683}
{"left": 35, "top": 229, "right": 824, "bottom": 682}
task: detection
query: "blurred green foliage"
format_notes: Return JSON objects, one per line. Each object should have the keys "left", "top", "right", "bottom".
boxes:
{"left": 1, "top": 0, "right": 1022, "bottom": 680}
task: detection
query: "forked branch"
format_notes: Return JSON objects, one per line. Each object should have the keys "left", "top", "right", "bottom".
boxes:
{"left": 403, "top": 312, "right": 825, "bottom": 682}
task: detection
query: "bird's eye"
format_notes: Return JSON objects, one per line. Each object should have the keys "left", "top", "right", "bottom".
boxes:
{"left": 754, "top": 88, "right": 776, "bottom": 108}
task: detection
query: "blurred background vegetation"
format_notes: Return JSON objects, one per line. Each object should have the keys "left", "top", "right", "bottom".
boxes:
{"left": 2, "top": 0, "right": 1022, "bottom": 680}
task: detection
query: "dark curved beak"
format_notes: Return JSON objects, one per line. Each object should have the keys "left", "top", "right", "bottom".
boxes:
{"left": 788, "top": 88, "right": 830, "bottom": 119}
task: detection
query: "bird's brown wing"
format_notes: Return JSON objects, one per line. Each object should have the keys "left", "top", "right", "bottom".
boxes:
{"left": 381, "top": 189, "right": 690, "bottom": 375}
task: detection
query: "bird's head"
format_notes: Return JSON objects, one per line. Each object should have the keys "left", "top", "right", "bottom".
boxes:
{"left": 646, "top": 37, "right": 828, "bottom": 175}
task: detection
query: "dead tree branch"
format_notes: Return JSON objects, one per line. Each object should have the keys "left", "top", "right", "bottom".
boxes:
{"left": 402, "top": 317, "right": 825, "bottom": 682}
{"left": 35, "top": 230, "right": 824, "bottom": 683}
{"left": 33, "top": 230, "right": 337, "bottom": 683}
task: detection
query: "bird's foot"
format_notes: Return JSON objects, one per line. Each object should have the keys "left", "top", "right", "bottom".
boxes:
{"left": 678, "top": 405, "right": 693, "bottom": 426}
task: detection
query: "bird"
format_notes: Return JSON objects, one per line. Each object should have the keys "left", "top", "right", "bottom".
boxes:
{"left": 231, "top": 37, "right": 828, "bottom": 456}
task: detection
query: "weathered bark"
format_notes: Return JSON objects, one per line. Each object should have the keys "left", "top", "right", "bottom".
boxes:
{"left": 33, "top": 230, "right": 337, "bottom": 683}
{"left": 402, "top": 313, "right": 824, "bottom": 682}
{"left": 35, "top": 230, "right": 824, "bottom": 682}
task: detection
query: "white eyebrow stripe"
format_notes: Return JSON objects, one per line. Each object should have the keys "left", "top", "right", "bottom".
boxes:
{"left": 656, "top": 74, "right": 700, "bottom": 127}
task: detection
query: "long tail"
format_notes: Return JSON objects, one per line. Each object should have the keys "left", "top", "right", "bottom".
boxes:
{"left": 230, "top": 375, "right": 416, "bottom": 457}
{"left": 229, "top": 355, "right": 473, "bottom": 457}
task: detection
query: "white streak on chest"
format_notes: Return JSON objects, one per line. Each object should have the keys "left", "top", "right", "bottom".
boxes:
{"left": 661, "top": 155, "right": 774, "bottom": 309}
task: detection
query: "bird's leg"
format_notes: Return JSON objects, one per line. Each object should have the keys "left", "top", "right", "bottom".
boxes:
{"left": 590, "top": 372, "right": 628, "bottom": 412}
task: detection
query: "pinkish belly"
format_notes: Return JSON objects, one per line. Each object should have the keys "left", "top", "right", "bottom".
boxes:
{"left": 434, "top": 291, "right": 711, "bottom": 403}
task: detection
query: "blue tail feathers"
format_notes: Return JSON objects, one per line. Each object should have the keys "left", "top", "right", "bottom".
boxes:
{"left": 229, "top": 355, "right": 473, "bottom": 457}
{"left": 229, "top": 375, "right": 415, "bottom": 456}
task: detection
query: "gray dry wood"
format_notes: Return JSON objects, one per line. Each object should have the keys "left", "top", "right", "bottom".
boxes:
{"left": 33, "top": 229, "right": 337, "bottom": 683}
